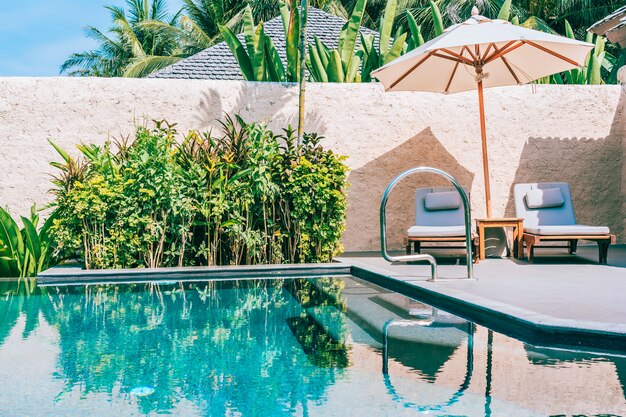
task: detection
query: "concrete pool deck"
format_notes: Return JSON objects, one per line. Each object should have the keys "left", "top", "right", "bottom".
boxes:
{"left": 338, "top": 245, "right": 626, "bottom": 351}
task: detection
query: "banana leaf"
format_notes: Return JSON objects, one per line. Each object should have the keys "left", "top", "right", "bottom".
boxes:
{"left": 379, "top": 0, "right": 397, "bottom": 57}
{"left": 219, "top": 25, "right": 255, "bottom": 80}
{"left": 430, "top": 1, "right": 444, "bottom": 37}
{"left": 338, "top": 0, "right": 367, "bottom": 71}
{"left": 406, "top": 11, "right": 424, "bottom": 51}
{"left": 497, "top": 0, "right": 512, "bottom": 21}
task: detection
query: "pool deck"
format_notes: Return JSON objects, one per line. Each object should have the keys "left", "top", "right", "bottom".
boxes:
{"left": 337, "top": 244, "right": 626, "bottom": 352}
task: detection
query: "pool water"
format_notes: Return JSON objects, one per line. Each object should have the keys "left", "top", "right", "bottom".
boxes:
{"left": 0, "top": 276, "right": 625, "bottom": 416}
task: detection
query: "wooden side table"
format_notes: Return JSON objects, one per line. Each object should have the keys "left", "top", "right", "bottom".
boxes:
{"left": 475, "top": 218, "right": 524, "bottom": 261}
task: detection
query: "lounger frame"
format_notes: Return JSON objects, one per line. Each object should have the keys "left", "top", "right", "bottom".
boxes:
{"left": 404, "top": 235, "right": 480, "bottom": 263}
{"left": 523, "top": 233, "right": 616, "bottom": 264}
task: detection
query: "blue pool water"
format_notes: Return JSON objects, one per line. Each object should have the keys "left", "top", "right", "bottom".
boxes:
{"left": 0, "top": 276, "right": 625, "bottom": 416}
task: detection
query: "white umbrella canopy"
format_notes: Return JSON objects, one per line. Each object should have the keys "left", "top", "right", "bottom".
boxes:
{"left": 372, "top": 8, "right": 594, "bottom": 217}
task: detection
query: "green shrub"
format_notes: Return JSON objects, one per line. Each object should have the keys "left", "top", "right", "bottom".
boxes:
{"left": 49, "top": 115, "right": 348, "bottom": 269}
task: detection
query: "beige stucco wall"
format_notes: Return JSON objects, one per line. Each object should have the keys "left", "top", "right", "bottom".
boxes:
{"left": 0, "top": 78, "right": 624, "bottom": 250}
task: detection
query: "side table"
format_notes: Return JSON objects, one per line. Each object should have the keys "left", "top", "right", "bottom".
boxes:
{"left": 475, "top": 218, "right": 524, "bottom": 261}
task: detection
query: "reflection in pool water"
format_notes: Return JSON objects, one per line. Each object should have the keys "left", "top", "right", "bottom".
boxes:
{"left": 0, "top": 276, "right": 625, "bottom": 416}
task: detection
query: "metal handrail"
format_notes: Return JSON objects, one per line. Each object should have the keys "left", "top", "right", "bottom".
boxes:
{"left": 380, "top": 166, "right": 474, "bottom": 281}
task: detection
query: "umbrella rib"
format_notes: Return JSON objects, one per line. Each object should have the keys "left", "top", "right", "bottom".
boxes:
{"left": 389, "top": 51, "right": 435, "bottom": 89}
{"left": 439, "top": 49, "right": 474, "bottom": 65}
{"left": 492, "top": 44, "right": 521, "bottom": 84}
{"left": 463, "top": 46, "right": 478, "bottom": 62}
{"left": 432, "top": 52, "right": 466, "bottom": 63}
{"left": 484, "top": 41, "right": 523, "bottom": 64}
{"left": 444, "top": 61, "right": 460, "bottom": 93}
{"left": 523, "top": 40, "right": 581, "bottom": 66}
{"left": 481, "top": 43, "right": 495, "bottom": 61}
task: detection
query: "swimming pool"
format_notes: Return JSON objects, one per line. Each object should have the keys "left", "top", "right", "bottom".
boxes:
{"left": 0, "top": 276, "right": 625, "bottom": 416}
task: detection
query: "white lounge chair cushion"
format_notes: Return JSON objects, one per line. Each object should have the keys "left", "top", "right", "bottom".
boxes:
{"left": 407, "top": 225, "right": 466, "bottom": 237}
{"left": 524, "top": 225, "right": 610, "bottom": 236}
{"left": 424, "top": 191, "right": 462, "bottom": 211}
{"left": 524, "top": 188, "right": 565, "bottom": 209}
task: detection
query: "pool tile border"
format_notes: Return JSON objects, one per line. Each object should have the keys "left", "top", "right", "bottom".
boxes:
{"left": 37, "top": 263, "right": 352, "bottom": 286}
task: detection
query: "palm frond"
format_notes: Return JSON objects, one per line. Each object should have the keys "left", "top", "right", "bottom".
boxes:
{"left": 123, "top": 54, "right": 184, "bottom": 77}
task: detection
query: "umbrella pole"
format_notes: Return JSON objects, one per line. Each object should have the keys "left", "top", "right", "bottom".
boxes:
{"left": 477, "top": 80, "right": 492, "bottom": 218}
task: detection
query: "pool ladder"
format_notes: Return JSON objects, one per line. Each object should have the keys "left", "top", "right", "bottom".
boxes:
{"left": 382, "top": 310, "right": 476, "bottom": 413}
{"left": 380, "top": 167, "right": 475, "bottom": 281}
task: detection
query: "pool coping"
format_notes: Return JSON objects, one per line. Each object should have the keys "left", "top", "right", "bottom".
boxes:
{"left": 345, "top": 261, "right": 626, "bottom": 353}
{"left": 37, "top": 263, "right": 352, "bottom": 286}
{"left": 37, "top": 261, "right": 626, "bottom": 353}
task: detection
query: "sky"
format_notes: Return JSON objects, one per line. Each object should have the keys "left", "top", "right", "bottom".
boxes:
{"left": 0, "top": 0, "right": 184, "bottom": 76}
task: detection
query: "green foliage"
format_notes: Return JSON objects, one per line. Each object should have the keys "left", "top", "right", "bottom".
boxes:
{"left": 550, "top": 21, "right": 610, "bottom": 85}
{"left": 357, "top": 0, "right": 444, "bottom": 81}
{"left": 61, "top": 0, "right": 188, "bottom": 77}
{"left": 0, "top": 206, "right": 59, "bottom": 278}
{"left": 405, "top": 10, "right": 425, "bottom": 51}
{"left": 219, "top": 2, "right": 302, "bottom": 82}
{"left": 306, "top": 0, "right": 367, "bottom": 82}
{"left": 49, "top": 116, "right": 348, "bottom": 269}
{"left": 358, "top": 0, "right": 406, "bottom": 82}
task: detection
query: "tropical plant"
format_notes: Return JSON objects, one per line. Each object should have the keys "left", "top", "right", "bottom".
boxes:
{"left": 219, "top": 2, "right": 303, "bottom": 82}
{"left": 0, "top": 206, "right": 59, "bottom": 278}
{"left": 49, "top": 115, "right": 348, "bottom": 269}
{"left": 358, "top": 0, "right": 445, "bottom": 81}
{"left": 61, "top": 0, "right": 187, "bottom": 77}
{"left": 358, "top": 0, "right": 406, "bottom": 82}
{"left": 307, "top": 0, "right": 367, "bottom": 82}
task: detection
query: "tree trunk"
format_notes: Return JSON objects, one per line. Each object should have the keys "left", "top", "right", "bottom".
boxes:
{"left": 297, "top": 0, "right": 308, "bottom": 147}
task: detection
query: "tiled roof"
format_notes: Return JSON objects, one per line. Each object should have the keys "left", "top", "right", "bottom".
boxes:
{"left": 149, "top": 7, "right": 380, "bottom": 80}
{"left": 588, "top": 5, "right": 626, "bottom": 35}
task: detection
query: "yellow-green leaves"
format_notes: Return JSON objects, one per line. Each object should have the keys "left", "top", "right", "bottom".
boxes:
{"left": 497, "top": 0, "right": 512, "bottom": 21}
{"left": 48, "top": 116, "right": 348, "bottom": 269}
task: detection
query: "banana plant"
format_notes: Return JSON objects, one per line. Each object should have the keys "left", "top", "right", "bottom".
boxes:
{"left": 0, "top": 206, "right": 59, "bottom": 278}
{"left": 360, "top": 0, "right": 445, "bottom": 81}
{"left": 306, "top": 0, "right": 367, "bottom": 82}
{"left": 553, "top": 20, "right": 610, "bottom": 85}
{"left": 219, "top": 2, "right": 302, "bottom": 82}
{"left": 358, "top": 0, "right": 407, "bottom": 82}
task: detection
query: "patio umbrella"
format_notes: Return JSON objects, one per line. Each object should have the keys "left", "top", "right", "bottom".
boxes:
{"left": 371, "top": 8, "right": 593, "bottom": 218}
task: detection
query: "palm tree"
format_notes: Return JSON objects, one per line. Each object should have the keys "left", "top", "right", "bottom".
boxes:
{"left": 61, "top": 0, "right": 185, "bottom": 77}
{"left": 401, "top": 0, "right": 624, "bottom": 38}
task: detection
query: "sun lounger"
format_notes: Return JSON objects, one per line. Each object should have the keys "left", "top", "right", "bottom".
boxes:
{"left": 405, "top": 187, "right": 477, "bottom": 261}
{"left": 513, "top": 182, "right": 615, "bottom": 263}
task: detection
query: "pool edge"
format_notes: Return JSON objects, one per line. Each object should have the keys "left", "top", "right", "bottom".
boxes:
{"left": 37, "top": 263, "right": 352, "bottom": 286}
{"left": 348, "top": 264, "right": 626, "bottom": 354}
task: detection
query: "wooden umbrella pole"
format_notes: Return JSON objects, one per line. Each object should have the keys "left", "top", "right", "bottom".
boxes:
{"left": 477, "top": 79, "right": 493, "bottom": 218}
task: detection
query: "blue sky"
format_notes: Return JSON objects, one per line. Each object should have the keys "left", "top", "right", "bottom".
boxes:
{"left": 0, "top": 0, "right": 184, "bottom": 76}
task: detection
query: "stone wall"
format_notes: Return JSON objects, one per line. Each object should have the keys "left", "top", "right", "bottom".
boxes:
{"left": 0, "top": 77, "right": 623, "bottom": 250}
